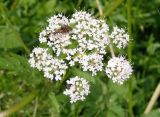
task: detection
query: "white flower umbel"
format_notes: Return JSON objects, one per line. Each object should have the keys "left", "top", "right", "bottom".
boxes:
{"left": 28, "top": 47, "right": 68, "bottom": 80}
{"left": 79, "top": 54, "right": 104, "bottom": 76}
{"left": 70, "top": 11, "right": 109, "bottom": 55}
{"left": 28, "top": 47, "right": 52, "bottom": 71}
{"left": 47, "top": 14, "right": 69, "bottom": 30}
{"left": 105, "top": 56, "right": 133, "bottom": 84}
{"left": 43, "top": 58, "right": 68, "bottom": 80}
{"left": 39, "top": 14, "right": 71, "bottom": 56}
{"left": 63, "top": 76, "right": 90, "bottom": 103}
{"left": 39, "top": 11, "right": 110, "bottom": 60}
{"left": 29, "top": 11, "right": 134, "bottom": 104}
{"left": 110, "top": 26, "right": 129, "bottom": 49}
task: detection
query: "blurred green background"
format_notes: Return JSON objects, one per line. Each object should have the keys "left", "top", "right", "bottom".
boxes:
{"left": 0, "top": 0, "right": 160, "bottom": 117}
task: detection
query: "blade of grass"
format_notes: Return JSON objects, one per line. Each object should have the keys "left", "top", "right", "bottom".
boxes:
{"left": 144, "top": 83, "right": 160, "bottom": 114}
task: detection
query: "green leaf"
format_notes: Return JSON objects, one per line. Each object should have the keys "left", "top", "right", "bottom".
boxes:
{"left": 107, "top": 111, "right": 117, "bottom": 117}
{"left": 108, "top": 80, "right": 128, "bottom": 96}
{"left": 0, "top": 53, "right": 30, "bottom": 75}
{"left": 107, "top": 103, "right": 125, "bottom": 117}
{"left": 0, "top": 26, "right": 23, "bottom": 49}
{"left": 71, "top": 68, "right": 96, "bottom": 83}
{"left": 0, "top": 53, "right": 43, "bottom": 86}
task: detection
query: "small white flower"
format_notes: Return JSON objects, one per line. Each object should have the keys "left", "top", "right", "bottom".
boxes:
{"left": 63, "top": 76, "right": 90, "bottom": 103}
{"left": 79, "top": 54, "right": 104, "bottom": 76}
{"left": 105, "top": 56, "right": 133, "bottom": 84}
{"left": 28, "top": 47, "right": 52, "bottom": 71}
{"left": 70, "top": 11, "right": 109, "bottom": 55}
{"left": 69, "top": 60, "right": 75, "bottom": 66}
{"left": 47, "top": 14, "right": 69, "bottom": 31}
{"left": 43, "top": 59, "right": 68, "bottom": 80}
{"left": 29, "top": 11, "right": 133, "bottom": 104}
{"left": 110, "top": 26, "right": 129, "bottom": 48}
{"left": 28, "top": 47, "right": 68, "bottom": 80}
{"left": 39, "top": 14, "right": 71, "bottom": 56}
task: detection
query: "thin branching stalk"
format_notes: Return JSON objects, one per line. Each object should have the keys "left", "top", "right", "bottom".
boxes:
{"left": 105, "top": 0, "right": 124, "bottom": 16}
{"left": 96, "top": 0, "right": 103, "bottom": 16}
{"left": 76, "top": 0, "right": 83, "bottom": 8}
{"left": 109, "top": 42, "right": 115, "bottom": 57}
{"left": 95, "top": 0, "right": 115, "bottom": 58}
{"left": 33, "top": 97, "right": 38, "bottom": 117}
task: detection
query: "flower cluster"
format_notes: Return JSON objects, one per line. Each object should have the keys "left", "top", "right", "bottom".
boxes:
{"left": 79, "top": 54, "right": 104, "bottom": 76}
{"left": 63, "top": 76, "right": 90, "bottom": 103}
{"left": 29, "top": 47, "right": 67, "bottom": 80}
{"left": 29, "top": 11, "right": 133, "bottom": 103}
{"left": 29, "top": 47, "right": 52, "bottom": 71}
{"left": 70, "top": 11, "right": 109, "bottom": 54}
{"left": 110, "top": 26, "right": 129, "bottom": 49}
{"left": 105, "top": 56, "right": 133, "bottom": 84}
{"left": 39, "top": 14, "right": 71, "bottom": 56}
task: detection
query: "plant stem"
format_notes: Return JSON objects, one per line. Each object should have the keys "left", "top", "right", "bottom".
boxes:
{"left": 105, "top": 0, "right": 124, "bottom": 16}
{"left": 96, "top": 0, "right": 115, "bottom": 58}
{"left": 76, "top": 0, "right": 83, "bottom": 8}
{"left": 127, "top": 0, "right": 133, "bottom": 116}
{"left": 127, "top": 0, "right": 132, "bottom": 61}
{"left": 0, "top": 90, "right": 37, "bottom": 117}
{"left": 128, "top": 79, "right": 133, "bottom": 117}
{"left": 33, "top": 97, "right": 38, "bottom": 117}
{"left": 96, "top": 0, "right": 103, "bottom": 17}
{"left": 109, "top": 42, "right": 115, "bottom": 57}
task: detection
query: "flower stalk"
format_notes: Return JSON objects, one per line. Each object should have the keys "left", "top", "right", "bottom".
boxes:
{"left": 127, "top": 0, "right": 133, "bottom": 116}
{"left": 96, "top": 0, "right": 116, "bottom": 58}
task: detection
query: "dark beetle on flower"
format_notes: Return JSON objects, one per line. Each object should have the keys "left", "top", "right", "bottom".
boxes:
{"left": 53, "top": 25, "right": 72, "bottom": 34}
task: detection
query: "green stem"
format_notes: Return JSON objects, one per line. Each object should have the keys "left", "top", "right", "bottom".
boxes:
{"left": 109, "top": 42, "right": 115, "bottom": 57}
{"left": 10, "top": 0, "right": 19, "bottom": 11}
{"left": 76, "top": 0, "right": 83, "bottom": 8}
{"left": 127, "top": 0, "right": 132, "bottom": 61}
{"left": 96, "top": 0, "right": 103, "bottom": 17}
{"left": 127, "top": 0, "right": 133, "bottom": 116}
{"left": 105, "top": 0, "right": 124, "bottom": 16}
{"left": 96, "top": 0, "right": 116, "bottom": 58}
{"left": 0, "top": 90, "right": 37, "bottom": 117}
{"left": 33, "top": 97, "right": 38, "bottom": 117}
{"left": 128, "top": 79, "right": 133, "bottom": 117}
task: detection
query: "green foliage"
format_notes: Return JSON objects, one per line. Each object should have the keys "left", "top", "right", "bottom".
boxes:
{"left": 0, "top": 53, "right": 29, "bottom": 74}
{"left": 0, "top": 0, "right": 160, "bottom": 117}
{"left": 0, "top": 27, "right": 23, "bottom": 49}
{"left": 71, "top": 68, "right": 96, "bottom": 83}
{"left": 142, "top": 110, "right": 160, "bottom": 117}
